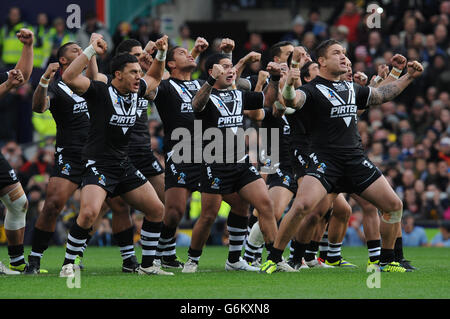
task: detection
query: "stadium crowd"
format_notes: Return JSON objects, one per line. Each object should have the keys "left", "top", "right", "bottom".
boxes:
{"left": 0, "top": 1, "right": 449, "bottom": 249}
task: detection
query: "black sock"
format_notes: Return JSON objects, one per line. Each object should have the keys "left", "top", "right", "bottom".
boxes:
{"left": 187, "top": 247, "right": 202, "bottom": 264}
{"left": 319, "top": 230, "right": 328, "bottom": 260}
{"left": 394, "top": 237, "right": 404, "bottom": 262}
{"left": 227, "top": 212, "right": 248, "bottom": 263}
{"left": 63, "top": 223, "right": 90, "bottom": 265}
{"left": 291, "top": 240, "right": 308, "bottom": 262}
{"left": 304, "top": 241, "right": 319, "bottom": 262}
{"left": 327, "top": 242, "right": 343, "bottom": 263}
{"left": 367, "top": 239, "right": 381, "bottom": 262}
{"left": 78, "top": 234, "right": 92, "bottom": 258}
{"left": 8, "top": 244, "right": 25, "bottom": 266}
{"left": 113, "top": 227, "right": 136, "bottom": 262}
{"left": 30, "top": 227, "right": 54, "bottom": 259}
{"left": 156, "top": 224, "right": 177, "bottom": 261}
{"left": 380, "top": 248, "right": 395, "bottom": 265}
{"left": 267, "top": 246, "right": 283, "bottom": 263}
{"left": 140, "top": 219, "right": 163, "bottom": 268}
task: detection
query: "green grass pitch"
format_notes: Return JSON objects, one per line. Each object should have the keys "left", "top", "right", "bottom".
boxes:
{"left": 0, "top": 246, "right": 449, "bottom": 299}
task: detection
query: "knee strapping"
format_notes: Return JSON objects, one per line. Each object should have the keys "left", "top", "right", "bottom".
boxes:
{"left": 381, "top": 210, "right": 402, "bottom": 224}
{"left": 1, "top": 186, "right": 28, "bottom": 230}
{"left": 248, "top": 221, "right": 265, "bottom": 247}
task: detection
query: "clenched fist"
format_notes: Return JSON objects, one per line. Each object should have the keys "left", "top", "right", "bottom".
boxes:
{"left": 211, "top": 64, "right": 225, "bottom": 79}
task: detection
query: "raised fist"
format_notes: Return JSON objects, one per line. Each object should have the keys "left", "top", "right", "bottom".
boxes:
{"left": 92, "top": 38, "right": 108, "bottom": 55}
{"left": 7, "top": 69, "right": 24, "bottom": 88}
{"left": 406, "top": 61, "right": 424, "bottom": 79}
{"left": 353, "top": 71, "right": 368, "bottom": 86}
{"left": 391, "top": 54, "right": 407, "bottom": 70}
{"left": 220, "top": 38, "right": 235, "bottom": 53}
{"left": 266, "top": 62, "right": 281, "bottom": 76}
{"left": 257, "top": 70, "right": 270, "bottom": 83}
{"left": 89, "top": 33, "right": 103, "bottom": 45}
{"left": 377, "top": 64, "right": 389, "bottom": 79}
{"left": 243, "top": 51, "right": 261, "bottom": 64}
{"left": 16, "top": 28, "right": 34, "bottom": 46}
{"left": 286, "top": 68, "right": 300, "bottom": 86}
{"left": 211, "top": 64, "right": 225, "bottom": 79}
{"left": 155, "top": 35, "right": 169, "bottom": 51}
{"left": 44, "top": 62, "right": 60, "bottom": 80}
{"left": 194, "top": 37, "right": 209, "bottom": 53}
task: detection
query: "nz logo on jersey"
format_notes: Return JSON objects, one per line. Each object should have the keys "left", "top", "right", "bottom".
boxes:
{"left": 210, "top": 90, "right": 244, "bottom": 133}
{"left": 61, "top": 163, "right": 71, "bottom": 176}
{"left": 211, "top": 177, "right": 221, "bottom": 190}
{"left": 177, "top": 172, "right": 186, "bottom": 184}
{"left": 109, "top": 87, "right": 138, "bottom": 134}
{"left": 316, "top": 82, "right": 357, "bottom": 128}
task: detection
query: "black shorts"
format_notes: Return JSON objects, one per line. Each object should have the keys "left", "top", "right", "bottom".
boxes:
{"left": 0, "top": 154, "right": 18, "bottom": 189}
{"left": 266, "top": 167, "right": 298, "bottom": 194}
{"left": 164, "top": 155, "right": 200, "bottom": 191}
{"left": 200, "top": 162, "right": 261, "bottom": 194}
{"left": 129, "top": 149, "right": 164, "bottom": 178}
{"left": 291, "top": 148, "right": 311, "bottom": 181}
{"left": 51, "top": 150, "right": 85, "bottom": 186}
{"left": 81, "top": 160, "right": 147, "bottom": 197}
{"left": 305, "top": 151, "right": 382, "bottom": 195}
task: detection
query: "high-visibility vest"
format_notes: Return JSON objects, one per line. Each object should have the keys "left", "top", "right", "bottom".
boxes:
{"left": 0, "top": 22, "right": 31, "bottom": 65}
{"left": 51, "top": 31, "right": 75, "bottom": 50}
{"left": 189, "top": 191, "right": 231, "bottom": 220}
{"left": 33, "top": 25, "right": 53, "bottom": 68}
{"left": 32, "top": 109, "right": 57, "bottom": 141}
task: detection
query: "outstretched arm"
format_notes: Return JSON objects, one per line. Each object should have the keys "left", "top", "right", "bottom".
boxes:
{"left": 142, "top": 35, "right": 168, "bottom": 97}
{"left": 62, "top": 39, "right": 108, "bottom": 95}
{"left": 262, "top": 62, "right": 281, "bottom": 107}
{"left": 15, "top": 28, "right": 34, "bottom": 82}
{"left": 192, "top": 64, "right": 224, "bottom": 112}
{"left": 32, "top": 63, "right": 59, "bottom": 113}
{"left": 367, "top": 61, "right": 423, "bottom": 106}
{"left": 85, "top": 33, "right": 108, "bottom": 83}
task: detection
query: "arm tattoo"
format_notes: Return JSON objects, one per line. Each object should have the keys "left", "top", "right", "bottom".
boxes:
{"left": 192, "top": 82, "right": 213, "bottom": 112}
{"left": 263, "top": 79, "right": 279, "bottom": 107}
{"left": 368, "top": 75, "right": 412, "bottom": 105}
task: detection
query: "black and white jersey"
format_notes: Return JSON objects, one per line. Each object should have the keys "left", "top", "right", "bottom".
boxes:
{"left": 286, "top": 108, "right": 311, "bottom": 153}
{"left": 260, "top": 107, "right": 292, "bottom": 170}
{"left": 106, "top": 75, "right": 151, "bottom": 156}
{"left": 195, "top": 88, "right": 264, "bottom": 163}
{"left": 80, "top": 79, "right": 148, "bottom": 163}
{"left": 153, "top": 78, "right": 204, "bottom": 159}
{"left": 48, "top": 74, "right": 90, "bottom": 157}
{"left": 296, "top": 76, "right": 371, "bottom": 155}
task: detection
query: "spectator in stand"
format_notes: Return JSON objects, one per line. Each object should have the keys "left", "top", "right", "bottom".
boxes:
{"left": 343, "top": 209, "right": 365, "bottom": 246}
{"left": 112, "top": 21, "right": 132, "bottom": 53}
{"left": 422, "top": 34, "right": 447, "bottom": 65}
{"left": 49, "top": 17, "right": 75, "bottom": 64}
{"left": 399, "top": 16, "right": 417, "bottom": 49}
{"left": 437, "top": 137, "right": 450, "bottom": 165}
{"left": 244, "top": 32, "right": 267, "bottom": 54}
{"left": 130, "top": 18, "right": 150, "bottom": 47}
{"left": 148, "top": 18, "right": 164, "bottom": 42}
{"left": 334, "top": 1, "right": 361, "bottom": 43}
{"left": 420, "top": 184, "right": 447, "bottom": 221}
{"left": 399, "top": 131, "right": 416, "bottom": 161}
{"left": 303, "top": 7, "right": 328, "bottom": 41}
{"left": 33, "top": 13, "right": 53, "bottom": 70}
{"left": 409, "top": 102, "right": 433, "bottom": 141}
{"left": 431, "top": 221, "right": 450, "bottom": 247}
{"left": 174, "top": 24, "right": 195, "bottom": 52}
{"left": 281, "top": 16, "right": 305, "bottom": 47}
{"left": 401, "top": 214, "right": 429, "bottom": 246}
{"left": 302, "top": 32, "right": 317, "bottom": 54}
{"left": 75, "top": 11, "right": 113, "bottom": 54}
{"left": 434, "top": 24, "right": 449, "bottom": 52}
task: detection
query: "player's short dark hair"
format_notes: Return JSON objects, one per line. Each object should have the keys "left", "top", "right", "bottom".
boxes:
{"left": 57, "top": 42, "right": 77, "bottom": 65}
{"left": 300, "top": 60, "right": 317, "bottom": 83}
{"left": 315, "top": 39, "right": 342, "bottom": 60}
{"left": 166, "top": 46, "right": 181, "bottom": 73}
{"left": 204, "top": 53, "right": 230, "bottom": 73}
{"left": 110, "top": 53, "right": 139, "bottom": 77}
{"left": 116, "top": 39, "right": 142, "bottom": 55}
{"left": 269, "top": 41, "right": 294, "bottom": 60}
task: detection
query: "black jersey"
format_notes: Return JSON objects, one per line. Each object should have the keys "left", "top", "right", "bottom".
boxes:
{"left": 106, "top": 75, "right": 151, "bottom": 156}
{"left": 153, "top": 78, "right": 203, "bottom": 158}
{"left": 260, "top": 107, "right": 291, "bottom": 170}
{"left": 48, "top": 74, "right": 90, "bottom": 157}
{"left": 195, "top": 88, "right": 264, "bottom": 164}
{"left": 296, "top": 76, "right": 371, "bottom": 155}
{"left": 286, "top": 108, "right": 311, "bottom": 153}
{"left": 80, "top": 79, "right": 148, "bottom": 162}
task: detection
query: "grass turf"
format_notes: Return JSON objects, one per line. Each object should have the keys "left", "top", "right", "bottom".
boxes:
{"left": 0, "top": 245, "right": 449, "bottom": 299}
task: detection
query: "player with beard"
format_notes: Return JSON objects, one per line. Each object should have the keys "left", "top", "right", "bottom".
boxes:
{"left": 262, "top": 39, "right": 423, "bottom": 273}
{"left": 0, "top": 29, "right": 33, "bottom": 275}
{"left": 183, "top": 53, "right": 288, "bottom": 273}
{"left": 58, "top": 35, "right": 170, "bottom": 277}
